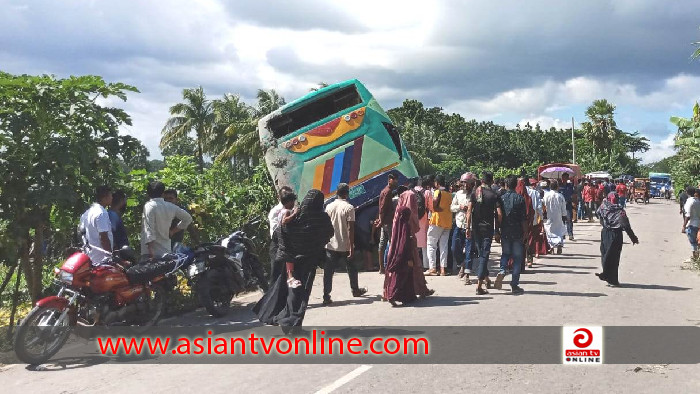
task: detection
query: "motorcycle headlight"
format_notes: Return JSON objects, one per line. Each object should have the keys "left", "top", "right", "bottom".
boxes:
{"left": 59, "top": 271, "right": 73, "bottom": 285}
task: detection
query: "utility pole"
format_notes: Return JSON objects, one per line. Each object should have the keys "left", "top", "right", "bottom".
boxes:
{"left": 571, "top": 116, "right": 576, "bottom": 164}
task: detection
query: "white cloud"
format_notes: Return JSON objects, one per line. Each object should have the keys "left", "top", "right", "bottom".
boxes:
{"left": 642, "top": 133, "right": 676, "bottom": 164}
{"left": 2, "top": 0, "right": 700, "bottom": 161}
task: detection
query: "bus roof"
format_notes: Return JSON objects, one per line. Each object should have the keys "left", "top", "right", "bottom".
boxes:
{"left": 648, "top": 172, "right": 671, "bottom": 178}
{"left": 279, "top": 79, "right": 366, "bottom": 114}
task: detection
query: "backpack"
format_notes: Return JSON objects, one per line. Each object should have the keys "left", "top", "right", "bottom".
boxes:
{"left": 413, "top": 189, "right": 426, "bottom": 219}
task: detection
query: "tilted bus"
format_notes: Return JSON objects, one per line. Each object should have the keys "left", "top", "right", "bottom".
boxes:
{"left": 258, "top": 79, "right": 419, "bottom": 234}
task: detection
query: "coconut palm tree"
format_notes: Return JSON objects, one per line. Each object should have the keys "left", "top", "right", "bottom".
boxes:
{"left": 160, "top": 86, "right": 214, "bottom": 172}
{"left": 211, "top": 93, "right": 257, "bottom": 165}
{"left": 254, "top": 89, "right": 286, "bottom": 118}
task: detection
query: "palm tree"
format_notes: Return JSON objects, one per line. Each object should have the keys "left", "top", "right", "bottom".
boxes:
{"left": 309, "top": 82, "right": 329, "bottom": 92}
{"left": 211, "top": 93, "right": 257, "bottom": 165}
{"left": 254, "top": 89, "right": 286, "bottom": 118}
{"left": 583, "top": 99, "right": 618, "bottom": 160}
{"left": 160, "top": 86, "right": 214, "bottom": 172}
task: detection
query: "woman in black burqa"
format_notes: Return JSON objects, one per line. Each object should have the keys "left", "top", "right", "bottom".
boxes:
{"left": 253, "top": 189, "right": 334, "bottom": 328}
{"left": 596, "top": 192, "right": 639, "bottom": 286}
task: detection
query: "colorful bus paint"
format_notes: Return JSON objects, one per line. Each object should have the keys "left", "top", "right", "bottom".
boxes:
{"left": 258, "top": 79, "right": 418, "bottom": 210}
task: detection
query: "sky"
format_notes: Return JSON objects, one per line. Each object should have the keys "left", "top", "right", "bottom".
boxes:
{"left": 2, "top": 0, "right": 699, "bottom": 163}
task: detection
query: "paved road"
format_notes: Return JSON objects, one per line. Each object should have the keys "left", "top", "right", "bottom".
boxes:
{"left": 2, "top": 199, "right": 699, "bottom": 393}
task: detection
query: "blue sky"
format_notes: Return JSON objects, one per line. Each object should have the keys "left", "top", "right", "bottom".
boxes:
{"left": 2, "top": 0, "right": 699, "bottom": 163}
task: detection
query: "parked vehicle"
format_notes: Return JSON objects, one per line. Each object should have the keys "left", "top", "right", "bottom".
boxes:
{"left": 13, "top": 235, "right": 183, "bottom": 364}
{"left": 633, "top": 178, "right": 650, "bottom": 204}
{"left": 179, "top": 220, "right": 268, "bottom": 318}
{"left": 649, "top": 172, "right": 672, "bottom": 198}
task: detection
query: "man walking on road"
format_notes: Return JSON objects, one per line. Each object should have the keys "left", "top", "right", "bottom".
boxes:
{"left": 679, "top": 186, "right": 689, "bottom": 228}
{"left": 324, "top": 183, "right": 367, "bottom": 305}
{"left": 682, "top": 187, "right": 700, "bottom": 260}
{"left": 451, "top": 173, "right": 475, "bottom": 284}
{"left": 377, "top": 174, "right": 398, "bottom": 274}
{"left": 616, "top": 180, "right": 628, "bottom": 209}
{"left": 466, "top": 171, "right": 503, "bottom": 295}
{"left": 426, "top": 175, "right": 453, "bottom": 276}
{"left": 495, "top": 175, "right": 528, "bottom": 294}
{"left": 543, "top": 180, "right": 568, "bottom": 255}
{"left": 560, "top": 173, "right": 575, "bottom": 240}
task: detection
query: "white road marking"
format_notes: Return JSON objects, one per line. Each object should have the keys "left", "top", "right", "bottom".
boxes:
{"left": 314, "top": 365, "right": 372, "bottom": 394}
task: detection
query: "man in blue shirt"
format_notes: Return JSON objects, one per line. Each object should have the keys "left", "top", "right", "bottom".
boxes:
{"left": 560, "top": 173, "right": 575, "bottom": 241}
{"left": 107, "top": 190, "right": 129, "bottom": 249}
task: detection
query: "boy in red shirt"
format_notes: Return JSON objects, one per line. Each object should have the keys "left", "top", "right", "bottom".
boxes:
{"left": 615, "top": 180, "right": 628, "bottom": 208}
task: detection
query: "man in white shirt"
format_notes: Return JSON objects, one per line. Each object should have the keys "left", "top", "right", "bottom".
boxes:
{"left": 79, "top": 186, "right": 114, "bottom": 264}
{"left": 323, "top": 183, "right": 366, "bottom": 305}
{"left": 543, "top": 180, "right": 568, "bottom": 255}
{"left": 683, "top": 187, "right": 700, "bottom": 259}
{"left": 141, "top": 181, "right": 193, "bottom": 260}
{"left": 451, "top": 172, "right": 475, "bottom": 283}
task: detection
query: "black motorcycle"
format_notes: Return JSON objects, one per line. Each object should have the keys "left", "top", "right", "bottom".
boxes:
{"left": 179, "top": 221, "right": 268, "bottom": 317}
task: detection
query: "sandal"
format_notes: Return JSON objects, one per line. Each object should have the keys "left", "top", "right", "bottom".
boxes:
{"left": 426, "top": 269, "right": 438, "bottom": 276}
{"left": 464, "top": 276, "right": 472, "bottom": 285}
{"left": 287, "top": 278, "right": 302, "bottom": 289}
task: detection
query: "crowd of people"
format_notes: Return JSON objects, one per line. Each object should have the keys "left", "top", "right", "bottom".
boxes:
{"left": 77, "top": 173, "right": 649, "bottom": 331}
{"left": 254, "top": 171, "right": 645, "bottom": 329}
{"left": 78, "top": 182, "right": 197, "bottom": 265}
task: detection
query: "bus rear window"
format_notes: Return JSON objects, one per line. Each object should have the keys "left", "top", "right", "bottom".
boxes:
{"left": 267, "top": 85, "right": 362, "bottom": 139}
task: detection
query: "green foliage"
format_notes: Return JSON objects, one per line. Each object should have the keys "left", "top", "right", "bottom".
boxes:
{"left": 160, "top": 86, "right": 215, "bottom": 172}
{"left": 117, "top": 156, "right": 276, "bottom": 261}
{"left": 388, "top": 98, "right": 645, "bottom": 179}
{"left": 0, "top": 71, "right": 138, "bottom": 301}
{"left": 161, "top": 133, "right": 197, "bottom": 159}
{"left": 669, "top": 102, "right": 700, "bottom": 190}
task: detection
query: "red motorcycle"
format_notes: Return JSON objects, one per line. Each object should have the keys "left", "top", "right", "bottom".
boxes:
{"left": 13, "top": 241, "right": 183, "bottom": 364}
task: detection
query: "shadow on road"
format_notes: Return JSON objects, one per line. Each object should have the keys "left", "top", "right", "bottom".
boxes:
{"left": 536, "top": 264, "right": 595, "bottom": 270}
{"left": 522, "top": 290, "right": 607, "bottom": 297}
{"left": 544, "top": 256, "right": 596, "bottom": 260}
{"left": 516, "top": 280, "right": 557, "bottom": 285}
{"left": 619, "top": 283, "right": 691, "bottom": 291}
{"left": 408, "top": 296, "right": 486, "bottom": 308}
{"left": 308, "top": 296, "right": 378, "bottom": 309}
{"left": 522, "top": 269, "right": 589, "bottom": 275}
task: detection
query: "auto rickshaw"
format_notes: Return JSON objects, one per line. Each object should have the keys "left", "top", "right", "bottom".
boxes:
{"left": 633, "top": 178, "right": 650, "bottom": 204}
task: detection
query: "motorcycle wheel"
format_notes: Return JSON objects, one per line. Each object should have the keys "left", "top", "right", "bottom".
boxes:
{"left": 197, "top": 270, "right": 233, "bottom": 318}
{"left": 250, "top": 257, "right": 269, "bottom": 292}
{"left": 14, "top": 306, "right": 71, "bottom": 365}
{"left": 136, "top": 284, "right": 166, "bottom": 327}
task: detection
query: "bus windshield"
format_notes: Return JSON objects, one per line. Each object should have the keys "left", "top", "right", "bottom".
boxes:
{"left": 268, "top": 85, "right": 362, "bottom": 139}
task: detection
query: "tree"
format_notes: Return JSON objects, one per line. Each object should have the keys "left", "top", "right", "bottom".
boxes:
{"left": 253, "top": 89, "right": 286, "bottom": 118}
{"left": 211, "top": 93, "right": 257, "bottom": 165}
{"left": 161, "top": 133, "right": 197, "bottom": 158}
{"left": 582, "top": 99, "right": 618, "bottom": 155}
{"left": 119, "top": 135, "right": 150, "bottom": 172}
{"left": 310, "top": 82, "right": 329, "bottom": 92}
{"left": 160, "top": 86, "right": 214, "bottom": 172}
{"left": 670, "top": 102, "right": 700, "bottom": 187}
{"left": 623, "top": 131, "right": 650, "bottom": 160}
{"left": 0, "top": 72, "right": 138, "bottom": 302}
